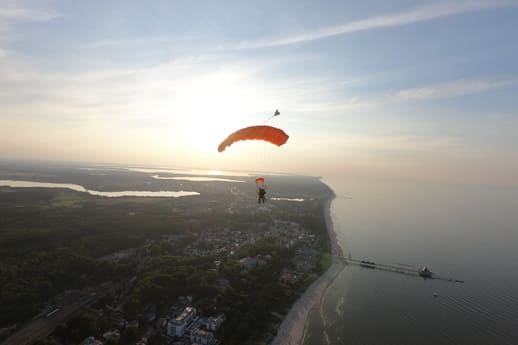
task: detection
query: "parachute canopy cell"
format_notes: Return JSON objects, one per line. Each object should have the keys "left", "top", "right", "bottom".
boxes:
{"left": 256, "top": 177, "right": 265, "bottom": 184}
{"left": 218, "top": 125, "right": 289, "bottom": 153}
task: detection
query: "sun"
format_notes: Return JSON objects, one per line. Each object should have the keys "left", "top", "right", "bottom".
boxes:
{"left": 176, "top": 71, "right": 262, "bottom": 152}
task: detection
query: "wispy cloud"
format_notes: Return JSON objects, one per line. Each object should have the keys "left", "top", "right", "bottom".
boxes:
{"left": 0, "top": 51, "right": 326, "bottom": 126}
{"left": 277, "top": 78, "right": 516, "bottom": 117}
{"left": 282, "top": 78, "right": 515, "bottom": 115}
{"left": 234, "top": 0, "right": 515, "bottom": 49}
{"left": 392, "top": 79, "right": 515, "bottom": 101}
{"left": 88, "top": 35, "right": 198, "bottom": 49}
{"left": 0, "top": 4, "right": 59, "bottom": 33}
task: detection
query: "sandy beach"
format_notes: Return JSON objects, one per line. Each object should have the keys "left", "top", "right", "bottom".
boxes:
{"left": 270, "top": 195, "right": 345, "bottom": 345}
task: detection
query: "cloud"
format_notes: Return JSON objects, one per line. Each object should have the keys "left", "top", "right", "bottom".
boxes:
{"left": 233, "top": 0, "right": 515, "bottom": 49}
{"left": 391, "top": 79, "right": 515, "bottom": 101}
{"left": 0, "top": 50, "right": 338, "bottom": 138}
{"left": 88, "top": 35, "right": 197, "bottom": 49}
{"left": 76, "top": 1, "right": 515, "bottom": 52}
{"left": 314, "top": 78, "right": 515, "bottom": 109}
{"left": 280, "top": 78, "right": 516, "bottom": 115}
{"left": 0, "top": 3, "right": 59, "bottom": 33}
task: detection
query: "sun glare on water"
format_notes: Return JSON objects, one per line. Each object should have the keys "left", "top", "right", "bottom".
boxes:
{"left": 207, "top": 170, "right": 224, "bottom": 175}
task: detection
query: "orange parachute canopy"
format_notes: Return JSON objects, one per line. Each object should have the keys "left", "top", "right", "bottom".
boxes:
{"left": 218, "top": 125, "right": 289, "bottom": 152}
{"left": 255, "top": 177, "right": 265, "bottom": 185}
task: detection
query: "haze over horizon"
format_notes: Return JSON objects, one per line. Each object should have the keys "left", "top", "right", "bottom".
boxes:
{"left": 2, "top": 0, "right": 518, "bottom": 186}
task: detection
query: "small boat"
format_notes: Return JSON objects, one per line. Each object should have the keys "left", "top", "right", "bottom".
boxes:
{"left": 433, "top": 292, "right": 438, "bottom": 297}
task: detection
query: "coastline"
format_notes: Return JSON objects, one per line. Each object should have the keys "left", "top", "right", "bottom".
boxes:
{"left": 270, "top": 192, "right": 345, "bottom": 345}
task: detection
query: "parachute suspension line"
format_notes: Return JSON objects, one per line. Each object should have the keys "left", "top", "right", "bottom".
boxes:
{"left": 262, "top": 138, "right": 270, "bottom": 176}
{"left": 258, "top": 128, "right": 273, "bottom": 203}
{"left": 258, "top": 116, "right": 278, "bottom": 184}
{"left": 258, "top": 109, "right": 279, "bottom": 200}
{"left": 255, "top": 177, "right": 265, "bottom": 189}
{"left": 216, "top": 112, "right": 287, "bottom": 204}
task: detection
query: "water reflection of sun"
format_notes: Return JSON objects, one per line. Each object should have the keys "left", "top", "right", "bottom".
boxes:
{"left": 207, "top": 170, "right": 224, "bottom": 175}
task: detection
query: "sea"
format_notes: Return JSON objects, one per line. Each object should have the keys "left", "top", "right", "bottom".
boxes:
{"left": 303, "top": 176, "right": 518, "bottom": 345}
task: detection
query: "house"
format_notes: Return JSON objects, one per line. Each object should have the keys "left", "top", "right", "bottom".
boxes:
{"left": 167, "top": 307, "right": 197, "bottom": 337}
{"left": 207, "top": 315, "right": 225, "bottom": 331}
{"left": 280, "top": 270, "right": 298, "bottom": 284}
{"left": 112, "top": 316, "right": 128, "bottom": 330}
{"left": 102, "top": 329, "right": 120, "bottom": 342}
{"left": 239, "top": 257, "right": 258, "bottom": 269}
{"left": 145, "top": 310, "right": 156, "bottom": 323}
{"left": 190, "top": 328, "right": 215, "bottom": 345}
{"left": 216, "top": 278, "right": 230, "bottom": 290}
{"left": 127, "top": 319, "right": 139, "bottom": 332}
{"left": 136, "top": 336, "right": 147, "bottom": 345}
{"left": 80, "top": 337, "right": 103, "bottom": 345}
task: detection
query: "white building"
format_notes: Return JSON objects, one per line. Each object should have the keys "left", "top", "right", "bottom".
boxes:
{"left": 167, "top": 306, "right": 197, "bottom": 337}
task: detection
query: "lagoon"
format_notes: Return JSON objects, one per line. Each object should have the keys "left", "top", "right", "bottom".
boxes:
{"left": 0, "top": 180, "right": 200, "bottom": 198}
{"left": 151, "top": 175, "right": 244, "bottom": 183}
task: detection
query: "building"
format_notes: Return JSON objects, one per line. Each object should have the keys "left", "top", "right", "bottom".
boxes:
{"left": 167, "top": 306, "right": 197, "bottom": 337}
{"left": 190, "top": 328, "right": 215, "bottom": 345}
{"left": 239, "top": 257, "right": 258, "bottom": 269}
{"left": 135, "top": 337, "right": 147, "bottom": 345}
{"left": 207, "top": 315, "right": 225, "bottom": 331}
{"left": 216, "top": 278, "right": 230, "bottom": 290}
{"left": 127, "top": 319, "right": 139, "bottom": 332}
{"left": 102, "top": 329, "right": 120, "bottom": 343}
{"left": 80, "top": 337, "right": 103, "bottom": 345}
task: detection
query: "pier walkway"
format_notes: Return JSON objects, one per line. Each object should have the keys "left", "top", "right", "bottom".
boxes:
{"left": 335, "top": 257, "right": 464, "bottom": 283}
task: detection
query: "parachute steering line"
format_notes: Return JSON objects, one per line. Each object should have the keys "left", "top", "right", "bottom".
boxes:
{"left": 217, "top": 110, "right": 288, "bottom": 204}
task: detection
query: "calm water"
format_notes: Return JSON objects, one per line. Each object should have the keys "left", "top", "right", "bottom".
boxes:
{"left": 304, "top": 177, "right": 518, "bottom": 345}
{"left": 0, "top": 180, "right": 200, "bottom": 198}
{"left": 151, "top": 175, "right": 245, "bottom": 182}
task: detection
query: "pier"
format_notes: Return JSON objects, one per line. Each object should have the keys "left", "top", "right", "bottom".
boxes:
{"left": 337, "top": 257, "right": 464, "bottom": 283}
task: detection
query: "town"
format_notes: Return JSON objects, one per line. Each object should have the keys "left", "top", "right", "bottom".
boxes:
{"left": 0, "top": 167, "right": 334, "bottom": 345}
{"left": 69, "top": 217, "right": 325, "bottom": 345}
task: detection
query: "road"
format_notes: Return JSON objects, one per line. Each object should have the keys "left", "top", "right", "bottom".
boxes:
{"left": 1, "top": 283, "right": 114, "bottom": 345}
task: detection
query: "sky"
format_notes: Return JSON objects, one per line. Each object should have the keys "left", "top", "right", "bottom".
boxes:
{"left": 1, "top": 0, "right": 518, "bottom": 185}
